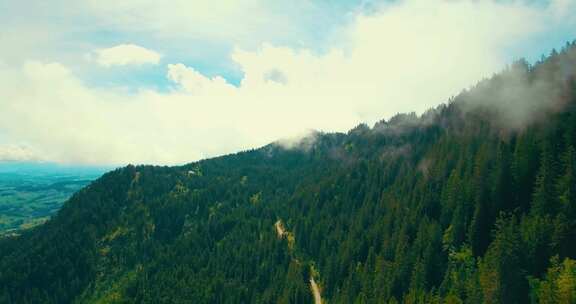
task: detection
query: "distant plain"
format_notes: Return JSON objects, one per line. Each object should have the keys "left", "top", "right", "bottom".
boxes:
{"left": 0, "top": 163, "right": 108, "bottom": 235}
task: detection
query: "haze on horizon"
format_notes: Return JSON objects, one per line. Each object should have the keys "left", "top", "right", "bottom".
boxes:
{"left": 1, "top": 0, "right": 575, "bottom": 166}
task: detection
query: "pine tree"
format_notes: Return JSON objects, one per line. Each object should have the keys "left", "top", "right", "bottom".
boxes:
{"left": 531, "top": 141, "right": 559, "bottom": 216}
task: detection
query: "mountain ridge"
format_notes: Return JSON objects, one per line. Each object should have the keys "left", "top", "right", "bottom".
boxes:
{"left": 1, "top": 42, "right": 576, "bottom": 303}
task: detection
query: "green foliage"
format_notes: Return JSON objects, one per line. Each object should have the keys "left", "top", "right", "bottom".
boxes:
{"left": 530, "top": 256, "right": 576, "bottom": 304}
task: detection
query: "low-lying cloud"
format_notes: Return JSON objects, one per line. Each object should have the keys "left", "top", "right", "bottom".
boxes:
{"left": 459, "top": 48, "right": 576, "bottom": 131}
{"left": 0, "top": 144, "right": 42, "bottom": 162}
{"left": 0, "top": 0, "right": 574, "bottom": 165}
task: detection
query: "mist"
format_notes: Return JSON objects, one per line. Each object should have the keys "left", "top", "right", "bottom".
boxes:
{"left": 459, "top": 45, "right": 576, "bottom": 131}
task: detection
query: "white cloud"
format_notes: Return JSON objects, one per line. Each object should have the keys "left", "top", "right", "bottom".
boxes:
{"left": 93, "top": 44, "right": 162, "bottom": 67}
{"left": 0, "top": 0, "right": 574, "bottom": 165}
{"left": 0, "top": 0, "right": 348, "bottom": 71}
{"left": 80, "top": 0, "right": 339, "bottom": 47}
{"left": 167, "top": 64, "right": 236, "bottom": 95}
{"left": 0, "top": 144, "right": 42, "bottom": 162}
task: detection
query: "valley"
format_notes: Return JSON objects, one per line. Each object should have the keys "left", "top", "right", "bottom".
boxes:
{"left": 0, "top": 164, "right": 106, "bottom": 236}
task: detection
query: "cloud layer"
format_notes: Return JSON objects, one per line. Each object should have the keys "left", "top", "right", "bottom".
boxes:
{"left": 0, "top": 0, "right": 575, "bottom": 165}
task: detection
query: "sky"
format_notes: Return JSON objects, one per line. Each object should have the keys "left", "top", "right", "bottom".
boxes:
{"left": 0, "top": 0, "right": 575, "bottom": 166}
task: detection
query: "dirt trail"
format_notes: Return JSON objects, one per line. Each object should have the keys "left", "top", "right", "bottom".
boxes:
{"left": 274, "top": 220, "right": 286, "bottom": 238}
{"left": 275, "top": 219, "right": 322, "bottom": 303}
{"left": 310, "top": 277, "right": 322, "bottom": 304}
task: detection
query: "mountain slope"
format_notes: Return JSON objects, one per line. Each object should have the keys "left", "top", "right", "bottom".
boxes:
{"left": 1, "top": 43, "right": 576, "bottom": 303}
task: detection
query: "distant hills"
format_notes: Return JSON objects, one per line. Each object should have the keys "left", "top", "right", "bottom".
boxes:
{"left": 0, "top": 162, "right": 108, "bottom": 235}
{"left": 1, "top": 43, "right": 576, "bottom": 303}
{"left": 0, "top": 161, "right": 110, "bottom": 176}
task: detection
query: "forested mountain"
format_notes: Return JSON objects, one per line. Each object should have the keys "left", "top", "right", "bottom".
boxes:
{"left": 2, "top": 43, "right": 576, "bottom": 304}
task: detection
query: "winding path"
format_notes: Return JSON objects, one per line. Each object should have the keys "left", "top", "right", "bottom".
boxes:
{"left": 310, "top": 277, "right": 322, "bottom": 304}
{"left": 275, "top": 219, "right": 322, "bottom": 303}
